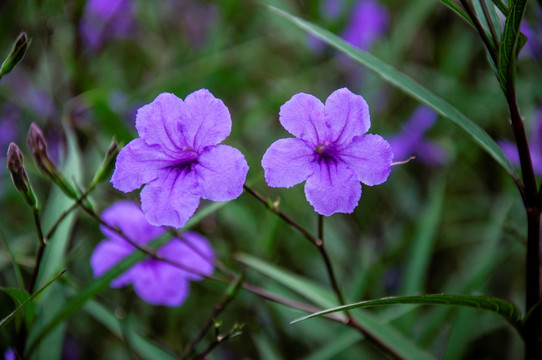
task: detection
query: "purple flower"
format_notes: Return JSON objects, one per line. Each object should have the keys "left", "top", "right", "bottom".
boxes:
{"left": 309, "top": 0, "right": 389, "bottom": 54}
{"left": 500, "top": 107, "right": 542, "bottom": 176}
{"left": 262, "top": 88, "right": 393, "bottom": 216}
{"left": 387, "top": 106, "right": 447, "bottom": 166}
{"left": 111, "top": 89, "right": 249, "bottom": 228}
{"left": 3, "top": 348, "right": 15, "bottom": 360}
{"left": 90, "top": 201, "right": 214, "bottom": 306}
{"left": 80, "top": 0, "right": 135, "bottom": 50}
{"left": 341, "top": 0, "right": 389, "bottom": 51}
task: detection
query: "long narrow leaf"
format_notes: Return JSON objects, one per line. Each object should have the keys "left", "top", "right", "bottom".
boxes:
{"left": 237, "top": 253, "right": 435, "bottom": 360}
{"left": 265, "top": 4, "right": 516, "bottom": 179}
{"left": 497, "top": 0, "right": 527, "bottom": 90}
{"left": 439, "top": 0, "right": 475, "bottom": 27}
{"left": 291, "top": 294, "right": 523, "bottom": 333}
{"left": 0, "top": 270, "right": 66, "bottom": 331}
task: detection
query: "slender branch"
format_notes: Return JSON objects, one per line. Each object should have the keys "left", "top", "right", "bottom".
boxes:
{"left": 28, "top": 208, "right": 45, "bottom": 293}
{"left": 182, "top": 276, "right": 243, "bottom": 359}
{"left": 460, "top": 0, "right": 499, "bottom": 65}
{"left": 480, "top": 0, "right": 500, "bottom": 48}
{"left": 243, "top": 185, "right": 320, "bottom": 246}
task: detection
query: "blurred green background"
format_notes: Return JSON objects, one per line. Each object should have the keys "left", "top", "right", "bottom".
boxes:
{"left": 1, "top": 0, "right": 541, "bottom": 358}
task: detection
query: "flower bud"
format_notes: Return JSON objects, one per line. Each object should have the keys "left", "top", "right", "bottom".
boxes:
{"left": 7, "top": 143, "right": 38, "bottom": 209}
{"left": 89, "top": 139, "right": 119, "bottom": 191}
{"left": 27, "top": 123, "right": 78, "bottom": 199}
{"left": 0, "top": 33, "right": 31, "bottom": 78}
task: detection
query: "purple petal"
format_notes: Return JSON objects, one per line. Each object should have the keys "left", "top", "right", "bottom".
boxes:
{"left": 195, "top": 145, "right": 248, "bottom": 201}
{"left": 261, "top": 138, "right": 315, "bottom": 188}
{"left": 339, "top": 134, "right": 393, "bottom": 186}
{"left": 160, "top": 232, "right": 215, "bottom": 281}
{"left": 324, "top": 88, "right": 370, "bottom": 145}
{"left": 342, "top": 0, "right": 389, "bottom": 51}
{"left": 90, "top": 240, "right": 134, "bottom": 288}
{"left": 140, "top": 169, "right": 200, "bottom": 228}
{"left": 499, "top": 140, "right": 520, "bottom": 167}
{"left": 135, "top": 93, "right": 186, "bottom": 153}
{"left": 131, "top": 261, "right": 190, "bottom": 306}
{"left": 100, "top": 201, "right": 165, "bottom": 245}
{"left": 279, "top": 93, "right": 327, "bottom": 145}
{"left": 111, "top": 138, "right": 178, "bottom": 193}
{"left": 304, "top": 161, "right": 361, "bottom": 216}
{"left": 387, "top": 134, "right": 414, "bottom": 162}
{"left": 179, "top": 89, "right": 232, "bottom": 150}
{"left": 406, "top": 106, "right": 437, "bottom": 132}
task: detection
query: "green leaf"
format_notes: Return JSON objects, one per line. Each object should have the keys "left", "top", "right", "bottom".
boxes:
{"left": 0, "top": 288, "right": 32, "bottom": 329}
{"left": 0, "top": 270, "right": 65, "bottom": 331}
{"left": 490, "top": 0, "right": 509, "bottom": 16}
{"left": 497, "top": 0, "right": 527, "bottom": 91}
{"left": 237, "top": 253, "right": 435, "bottom": 360}
{"left": 291, "top": 294, "right": 523, "bottom": 333}
{"left": 439, "top": 0, "right": 475, "bottom": 27}
{"left": 265, "top": 4, "right": 516, "bottom": 179}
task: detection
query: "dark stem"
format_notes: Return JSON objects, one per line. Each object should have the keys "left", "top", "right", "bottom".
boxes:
{"left": 28, "top": 208, "right": 45, "bottom": 293}
{"left": 460, "top": 0, "right": 499, "bottom": 66}
{"left": 480, "top": 0, "right": 500, "bottom": 48}
{"left": 243, "top": 185, "right": 405, "bottom": 360}
{"left": 191, "top": 329, "right": 236, "bottom": 360}
{"left": 182, "top": 277, "right": 242, "bottom": 359}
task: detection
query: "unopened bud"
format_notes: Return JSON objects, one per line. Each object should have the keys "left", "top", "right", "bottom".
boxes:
{"left": 89, "top": 139, "right": 119, "bottom": 191}
{"left": 27, "top": 123, "right": 78, "bottom": 199}
{"left": 7, "top": 143, "right": 38, "bottom": 209}
{"left": 0, "top": 33, "right": 31, "bottom": 78}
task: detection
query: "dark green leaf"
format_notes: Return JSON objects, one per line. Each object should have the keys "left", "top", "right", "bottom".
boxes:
{"left": 0, "top": 270, "right": 66, "bottom": 331}
{"left": 291, "top": 294, "right": 523, "bottom": 333}
{"left": 265, "top": 4, "right": 517, "bottom": 179}
{"left": 439, "top": 0, "right": 475, "bottom": 27}
{"left": 497, "top": 0, "right": 527, "bottom": 91}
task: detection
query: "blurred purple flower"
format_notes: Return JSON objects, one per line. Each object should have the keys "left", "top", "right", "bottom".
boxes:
{"left": 262, "top": 88, "right": 393, "bottom": 216}
{"left": 3, "top": 348, "right": 15, "bottom": 360}
{"left": 499, "top": 108, "right": 542, "bottom": 176}
{"left": 111, "top": 89, "right": 249, "bottom": 228}
{"left": 161, "top": 1, "right": 218, "bottom": 48}
{"left": 90, "top": 201, "right": 214, "bottom": 306}
{"left": 342, "top": 0, "right": 389, "bottom": 51}
{"left": 387, "top": 106, "right": 447, "bottom": 166}
{"left": 80, "top": 0, "right": 135, "bottom": 50}
{"left": 310, "top": 0, "right": 389, "bottom": 53}
{"left": 520, "top": 21, "right": 542, "bottom": 60}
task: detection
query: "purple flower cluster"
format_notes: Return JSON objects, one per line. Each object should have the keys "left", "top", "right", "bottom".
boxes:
{"left": 387, "top": 106, "right": 447, "bottom": 166}
{"left": 111, "top": 89, "right": 249, "bottom": 228}
{"left": 80, "top": 0, "right": 135, "bottom": 51}
{"left": 262, "top": 88, "right": 393, "bottom": 216}
{"left": 90, "top": 201, "right": 214, "bottom": 306}
{"left": 500, "top": 107, "right": 542, "bottom": 176}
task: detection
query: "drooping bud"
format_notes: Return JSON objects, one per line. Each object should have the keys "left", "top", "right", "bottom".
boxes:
{"left": 7, "top": 143, "right": 38, "bottom": 209}
{"left": 89, "top": 139, "right": 119, "bottom": 191}
{"left": 0, "top": 33, "right": 31, "bottom": 78}
{"left": 27, "top": 123, "right": 78, "bottom": 199}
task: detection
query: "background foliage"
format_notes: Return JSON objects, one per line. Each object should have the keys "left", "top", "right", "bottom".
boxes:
{"left": 1, "top": 0, "right": 541, "bottom": 358}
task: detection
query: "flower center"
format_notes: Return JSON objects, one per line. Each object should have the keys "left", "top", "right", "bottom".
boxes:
{"left": 173, "top": 148, "right": 199, "bottom": 171}
{"left": 315, "top": 141, "right": 337, "bottom": 164}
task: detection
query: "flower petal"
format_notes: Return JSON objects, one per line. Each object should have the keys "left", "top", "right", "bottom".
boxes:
{"left": 140, "top": 169, "right": 200, "bottom": 228}
{"left": 111, "top": 138, "right": 178, "bottom": 192}
{"left": 135, "top": 93, "right": 186, "bottom": 153}
{"left": 324, "top": 88, "right": 370, "bottom": 145}
{"left": 195, "top": 145, "right": 248, "bottom": 201}
{"left": 90, "top": 240, "right": 134, "bottom": 288}
{"left": 159, "top": 232, "right": 215, "bottom": 281}
{"left": 100, "top": 201, "right": 165, "bottom": 245}
{"left": 179, "top": 89, "right": 232, "bottom": 150}
{"left": 304, "top": 161, "right": 361, "bottom": 216}
{"left": 131, "top": 260, "right": 190, "bottom": 306}
{"left": 261, "top": 138, "right": 315, "bottom": 188}
{"left": 279, "top": 93, "right": 327, "bottom": 144}
{"left": 339, "top": 134, "right": 393, "bottom": 186}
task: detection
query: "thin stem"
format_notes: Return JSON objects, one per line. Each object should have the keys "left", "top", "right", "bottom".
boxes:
{"left": 460, "top": 0, "right": 499, "bottom": 65}
{"left": 243, "top": 185, "right": 319, "bottom": 246}
{"left": 182, "top": 276, "right": 242, "bottom": 359}
{"left": 244, "top": 186, "right": 405, "bottom": 360}
{"left": 480, "top": 0, "right": 500, "bottom": 48}
{"left": 28, "top": 208, "right": 45, "bottom": 293}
